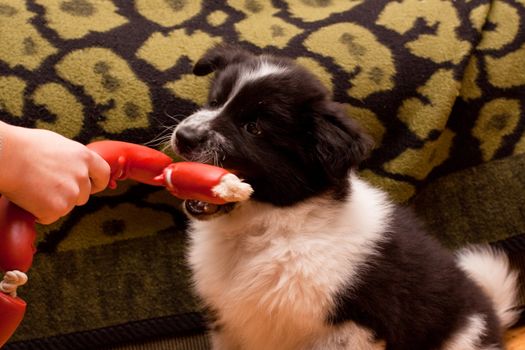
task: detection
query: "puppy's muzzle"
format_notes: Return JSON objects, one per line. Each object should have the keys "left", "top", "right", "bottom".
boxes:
{"left": 174, "top": 126, "right": 207, "bottom": 155}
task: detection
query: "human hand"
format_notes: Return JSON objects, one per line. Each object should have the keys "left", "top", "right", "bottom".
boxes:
{"left": 0, "top": 122, "right": 110, "bottom": 224}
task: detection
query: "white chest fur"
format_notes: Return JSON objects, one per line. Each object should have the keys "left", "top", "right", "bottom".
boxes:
{"left": 187, "top": 175, "right": 393, "bottom": 349}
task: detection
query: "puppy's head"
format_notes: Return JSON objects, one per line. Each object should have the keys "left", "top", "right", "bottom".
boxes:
{"left": 172, "top": 44, "right": 372, "bottom": 206}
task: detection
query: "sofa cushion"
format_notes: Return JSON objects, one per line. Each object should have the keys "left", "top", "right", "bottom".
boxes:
{"left": 1, "top": 0, "right": 524, "bottom": 348}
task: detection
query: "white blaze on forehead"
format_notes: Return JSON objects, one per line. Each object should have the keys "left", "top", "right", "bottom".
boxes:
{"left": 229, "top": 58, "right": 288, "bottom": 102}
{"left": 173, "top": 58, "right": 288, "bottom": 149}
{"left": 236, "top": 58, "right": 288, "bottom": 89}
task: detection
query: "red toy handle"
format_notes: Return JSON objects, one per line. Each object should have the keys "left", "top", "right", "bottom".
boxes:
{"left": 0, "top": 294, "right": 26, "bottom": 347}
{"left": 0, "top": 197, "right": 33, "bottom": 347}
{"left": 0, "top": 140, "right": 251, "bottom": 347}
{"left": 86, "top": 141, "right": 173, "bottom": 188}
{"left": 0, "top": 198, "right": 36, "bottom": 273}
{"left": 87, "top": 141, "right": 251, "bottom": 204}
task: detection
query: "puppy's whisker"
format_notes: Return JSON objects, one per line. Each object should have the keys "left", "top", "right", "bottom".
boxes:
{"left": 213, "top": 150, "right": 219, "bottom": 167}
{"left": 144, "top": 134, "right": 172, "bottom": 148}
{"left": 144, "top": 132, "right": 171, "bottom": 143}
{"left": 215, "top": 147, "right": 227, "bottom": 167}
{"left": 161, "top": 141, "right": 173, "bottom": 153}
{"left": 163, "top": 111, "right": 186, "bottom": 124}
{"left": 144, "top": 125, "right": 176, "bottom": 147}
{"left": 194, "top": 149, "right": 217, "bottom": 165}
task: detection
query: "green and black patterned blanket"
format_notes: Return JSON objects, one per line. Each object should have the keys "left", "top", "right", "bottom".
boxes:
{"left": 1, "top": 0, "right": 524, "bottom": 349}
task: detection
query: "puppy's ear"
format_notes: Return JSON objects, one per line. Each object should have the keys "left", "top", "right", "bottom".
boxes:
{"left": 314, "top": 102, "right": 373, "bottom": 180}
{"left": 193, "top": 44, "right": 253, "bottom": 76}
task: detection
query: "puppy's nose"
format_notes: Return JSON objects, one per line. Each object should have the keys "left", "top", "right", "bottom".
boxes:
{"left": 175, "top": 127, "right": 205, "bottom": 153}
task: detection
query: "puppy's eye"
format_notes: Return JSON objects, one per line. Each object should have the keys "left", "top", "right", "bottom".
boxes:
{"left": 244, "top": 121, "right": 262, "bottom": 136}
{"left": 209, "top": 99, "right": 219, "bottom": 107}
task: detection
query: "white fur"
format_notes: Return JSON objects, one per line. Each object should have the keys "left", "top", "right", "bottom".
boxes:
{"left": 188, "top": 173, "right": 393, "bottom": 349}
{"left": 456, "top": 246, "right": 520, "bottom": 329}
{"left": 230, "top": 58, "right": 288, "bottom": 101}
{"left": 175, "top": 108, "right": 219, "bottom": 134}
{"left": 212, "top": 173, "right": 253, "bottom": 202}
{"left": 308, "top": 322, "right": 386, "bottom": 350}
{"left": 214, "top": 58, "right": 287, "bottom": 113}
{"left": 442, "top": 314, "right": 488, "bottom": 350}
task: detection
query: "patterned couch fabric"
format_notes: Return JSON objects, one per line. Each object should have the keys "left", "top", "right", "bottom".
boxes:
{"left": 1, "top": 0, "right": 524, "bottom": 348}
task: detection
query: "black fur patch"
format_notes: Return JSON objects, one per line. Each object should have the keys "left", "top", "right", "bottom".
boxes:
{"left": 328, "top": 207, "right": 502, "bottom": 349}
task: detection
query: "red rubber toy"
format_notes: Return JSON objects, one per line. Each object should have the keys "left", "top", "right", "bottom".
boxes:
{"left": 0, "top": 140, "right": 252, "bottom": 347}
{"left": 86, "top": 141, "right": 173, "bottom": 188}
{"left": 156, "top": 163, "right": 230, "bottom": 204}
{"left": 0, "top": 197, "right": 33, "bottom": 348}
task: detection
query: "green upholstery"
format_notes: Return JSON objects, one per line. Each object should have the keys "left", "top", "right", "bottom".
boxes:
{"left": 1, "top": 0, "right": 524, "bottom": 348}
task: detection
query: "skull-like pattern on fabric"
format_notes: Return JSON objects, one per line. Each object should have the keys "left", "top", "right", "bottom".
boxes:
{"left": 0, "top": 0, "right": 524, "bottom": 347}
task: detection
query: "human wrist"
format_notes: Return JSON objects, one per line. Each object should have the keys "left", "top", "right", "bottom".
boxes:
{"left": 0, "top": 122, "right": 25, "bottom": 194}
{"left": 0, "top": 122, "right": 4, "bottom": 164}
{"left": 0, "top": 121, "right": 13, "bottom": 193}
{"left": 0, "top": 121, "right": 7, "bottom": 159}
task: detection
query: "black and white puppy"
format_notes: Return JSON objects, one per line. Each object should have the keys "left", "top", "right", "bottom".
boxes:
{"left": 171, "top": 44, "right": 520, "bottom": 350}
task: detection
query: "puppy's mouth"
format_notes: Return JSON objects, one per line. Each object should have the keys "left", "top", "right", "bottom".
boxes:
{"left": 181, "top": 160, "right": 248, "bottom": 221}
{"left": 171, "top": 138, "right": 247, "bottom": 220}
